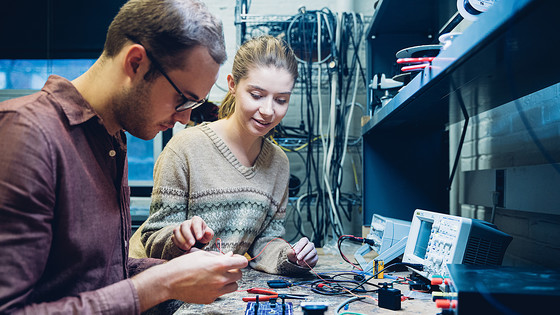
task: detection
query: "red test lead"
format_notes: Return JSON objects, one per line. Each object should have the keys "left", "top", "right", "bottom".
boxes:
{"left": 431, "top": 277, "right": 443, "bottom": 285}
{"left": 435, "top": 299, "right": 457, "bottom": 309}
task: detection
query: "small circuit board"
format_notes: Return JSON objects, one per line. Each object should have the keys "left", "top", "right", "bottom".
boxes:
{"left": 244, "top": 301, "right": 293, "bottom": 315}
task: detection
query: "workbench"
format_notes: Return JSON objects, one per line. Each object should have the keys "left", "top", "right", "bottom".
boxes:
{"left": 173, "top": 251, "right": 440, "bottom": 314}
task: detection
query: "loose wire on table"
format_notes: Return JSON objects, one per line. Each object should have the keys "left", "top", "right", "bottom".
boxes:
{"left": 220, "top": 240, "right": 420, "bottom": 313}
{"left": 215, "top": 236, "right": 378, "bottom": 303}
{"left": 337, "top": 235, "right": 364, "bottom": 271}
{"left": 336, "top": 296, "right": 368, "bottom": 314}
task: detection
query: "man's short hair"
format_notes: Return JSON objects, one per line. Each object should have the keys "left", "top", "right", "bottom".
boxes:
{"left": 103, "top": 0, "right": 226, "bottom": 78}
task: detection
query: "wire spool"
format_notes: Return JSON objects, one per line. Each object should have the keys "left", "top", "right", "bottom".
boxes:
{"left": 457, "top": 0, "right": 496, "bottom": 21}
{"left": 287, "top": 9, "right": 334, "bottom": 63}
{"left": 289, "top": 174, "right": 301, "bottom": 197}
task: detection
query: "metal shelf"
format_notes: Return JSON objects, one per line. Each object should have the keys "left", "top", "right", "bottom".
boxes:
{"left": 360, "top": 0, "right": 560, "bottom": 223}
{"left": 363, "top": 0, "right": 560, "bottom": 133}
{"left": 235, "top": 13, "right": 294, "bottom": 24}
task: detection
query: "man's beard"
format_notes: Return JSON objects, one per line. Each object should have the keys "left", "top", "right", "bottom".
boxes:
{"left": 112, "top": 79, "right": 156, "bottom": 140}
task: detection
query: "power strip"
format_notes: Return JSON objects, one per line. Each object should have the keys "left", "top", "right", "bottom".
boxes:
{"left": 244, "top": 301, "right": 293, "bottom": 315}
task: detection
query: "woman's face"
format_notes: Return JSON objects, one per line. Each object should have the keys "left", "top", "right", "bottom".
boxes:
{"left": 227, "top": 65, "right": 294, "bottom": 138}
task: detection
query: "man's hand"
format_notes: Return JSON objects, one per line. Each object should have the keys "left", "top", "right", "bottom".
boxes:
{"left": 132, "top": 250, "right": 248, "bottom": 310}
{"left": 172, "top": 216, "right": 214, "bottom": 251}
{"left": 287, "top": 237, "right": 318, "bottom": 268}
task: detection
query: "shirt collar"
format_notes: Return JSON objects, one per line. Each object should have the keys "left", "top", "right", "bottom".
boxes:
{"left": 42, "top": 75, "right": 98, "bottom": 126}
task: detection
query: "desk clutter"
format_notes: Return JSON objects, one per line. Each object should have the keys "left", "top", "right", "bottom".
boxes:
{"left": 177, "top": 210, "right": 524, "bottom": 314}
{"left": 233, "top": 253, "right": 434, "bottom": 315}
{"left": 188, "top": 207, "right": 543, "bottom": 314}
{"left": 240, "top": 263, "right": 560, "bottom": 315}
{"left": 173, "top": 251, "right": 439, "bottom": 314}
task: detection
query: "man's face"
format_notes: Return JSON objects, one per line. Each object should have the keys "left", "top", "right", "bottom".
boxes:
{"left": 115, "top": 46, "right": 220, "bottom": 140}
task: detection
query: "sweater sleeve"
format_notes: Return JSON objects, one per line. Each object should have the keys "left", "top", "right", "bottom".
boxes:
{"left": 248, "top": 186, "right": 310, "bottom": 275}
{"left": 141, "top": 147, "right": 189, "bottom": 260}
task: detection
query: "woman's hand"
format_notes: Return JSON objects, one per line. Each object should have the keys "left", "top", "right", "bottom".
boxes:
{"left": 172, "top": 216, "right": 214, "bottom": 251}
{"left": 287, "top": 237, "right": 318, "bottom": 268}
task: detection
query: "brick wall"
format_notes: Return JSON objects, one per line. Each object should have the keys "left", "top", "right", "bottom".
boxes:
{"left": 452, "top": 82, "right": 560, "bottom": 268}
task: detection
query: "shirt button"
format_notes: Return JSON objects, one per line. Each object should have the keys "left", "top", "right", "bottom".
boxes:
{"left": 109, "top": 150, "right": 116, "bottom": 157}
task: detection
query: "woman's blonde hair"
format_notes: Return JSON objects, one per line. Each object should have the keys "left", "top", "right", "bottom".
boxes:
{"left": 218, "top": 35, "right": 298, "bottom": 119}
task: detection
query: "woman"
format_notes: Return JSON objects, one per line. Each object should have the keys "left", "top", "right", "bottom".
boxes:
{"left": 130, "top": 35, "right": 318, "bottom": 275}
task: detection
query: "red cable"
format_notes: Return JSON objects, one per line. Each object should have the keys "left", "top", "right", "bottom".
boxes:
{"left": 337, "top": 235, "right": 364, "bottom": 271}
{"left": 401, "top": 63, "right": 430, "bottom": 72}
{"left": 396, "top": 57, "right": 435, "bottom": 64}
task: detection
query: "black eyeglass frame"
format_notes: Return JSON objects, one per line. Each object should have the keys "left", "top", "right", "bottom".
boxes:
{"left": 126, "top": 36, "right": 206, "bottom": 112}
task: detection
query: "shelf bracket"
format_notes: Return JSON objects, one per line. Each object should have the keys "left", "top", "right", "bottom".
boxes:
{"left": 447, "top": 79, "right": 470, "bottom": 191}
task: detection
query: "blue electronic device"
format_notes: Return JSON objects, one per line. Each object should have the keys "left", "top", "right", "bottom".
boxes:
{"left": 244, "top": 301, "right": 293, "bottom": 315}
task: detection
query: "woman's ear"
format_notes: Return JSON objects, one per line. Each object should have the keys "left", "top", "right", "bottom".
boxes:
{"left": 226, "top": 74, "right": 236, "bottom": 95}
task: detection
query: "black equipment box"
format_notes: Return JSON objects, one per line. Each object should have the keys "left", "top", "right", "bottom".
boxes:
{"left": 445, "top": 264, "right": 560, "bottom": 315}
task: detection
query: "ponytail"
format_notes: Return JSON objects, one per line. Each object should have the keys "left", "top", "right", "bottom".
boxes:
{"left": 218, "top": 91, "right": 235, "bottom": 119}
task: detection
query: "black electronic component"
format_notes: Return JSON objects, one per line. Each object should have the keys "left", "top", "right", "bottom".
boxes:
{"left": 193, "top": 240, "right": 208, "bottom": 249}
{"left": 301, "top": 302, "right": 328, "bottom": 315}
{"left": 267, "top": 279, "right": 292, "bottom": 288}
{"left": 378, "top": 282, "right": 401, "bottom": 311}
{"left": 408, "top": 272, "right": 433, "bottom": 292}
{"left": 446, "top": 264, "right": 560, "bottom": 315}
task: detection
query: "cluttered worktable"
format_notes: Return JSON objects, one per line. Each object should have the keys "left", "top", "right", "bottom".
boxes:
{"left": 173, "top": 249, "right": 439, "bottom": 315}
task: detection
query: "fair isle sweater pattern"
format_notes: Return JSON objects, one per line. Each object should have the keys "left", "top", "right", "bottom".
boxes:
{"left": 141, "top": 123, "right": 308, "bottom": 275}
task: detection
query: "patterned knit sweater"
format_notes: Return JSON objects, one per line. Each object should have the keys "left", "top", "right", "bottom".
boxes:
{"left": 133, "top": 122, "right": 308, "bottom": 275}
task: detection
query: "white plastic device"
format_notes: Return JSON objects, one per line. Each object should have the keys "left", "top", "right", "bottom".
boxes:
{"left": 457, "top": 0, "right": 496, "bottom": 21}
{"left": 354, "top": 214, "right": 411, "bottom": 273}
{"left": 370, "top": 74, "right": 403, "bottom": 90}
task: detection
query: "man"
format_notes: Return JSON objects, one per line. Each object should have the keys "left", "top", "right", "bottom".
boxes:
{"left": 0, "top": 0, "right": 248, "bottom": 314}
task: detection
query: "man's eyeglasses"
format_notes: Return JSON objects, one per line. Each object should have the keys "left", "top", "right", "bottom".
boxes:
{"left": 127, "top": 36, "right": 206, "bottom": 112}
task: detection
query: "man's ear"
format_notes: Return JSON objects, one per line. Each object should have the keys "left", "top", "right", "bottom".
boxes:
{"left": 123, "top": 44, "right": 148, "bottom": 79}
